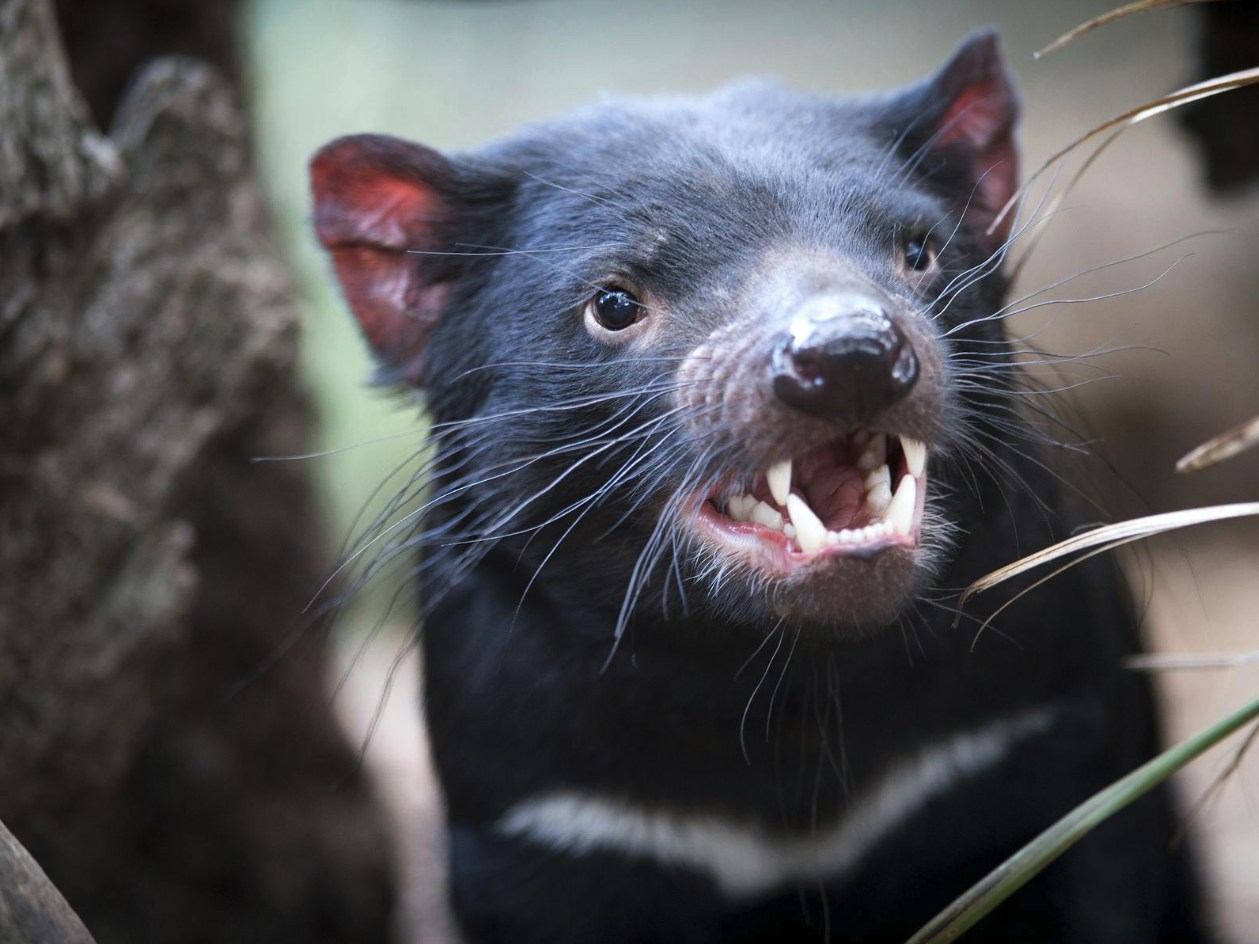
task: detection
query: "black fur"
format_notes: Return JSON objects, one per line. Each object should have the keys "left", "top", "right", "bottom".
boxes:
{"left": 312, "top": 31, "right": 1210, "bottom": 944}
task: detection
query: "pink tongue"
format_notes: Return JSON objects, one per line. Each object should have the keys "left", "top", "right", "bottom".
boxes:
{"left": 789, "top": 438, "right": 868, "bottom": 528}
{"left": 800, "top": 464, "right": 865, "bottom": 529}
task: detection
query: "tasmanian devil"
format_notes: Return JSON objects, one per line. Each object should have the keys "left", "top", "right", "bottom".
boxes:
{"left": 310, "top": 30, "right": 1210, "bottom": 944}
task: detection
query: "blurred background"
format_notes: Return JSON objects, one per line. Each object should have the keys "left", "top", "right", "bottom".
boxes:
{"left": 241, "top": 1, "right": 1258, "bottom": 940}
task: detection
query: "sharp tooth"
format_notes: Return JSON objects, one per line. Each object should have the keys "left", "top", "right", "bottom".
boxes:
{"left": 767, "top": 459, "right": 792, "bottom": 506}
{"left": 867, "top": 481, "right": 892, "bottom": 516}
{"left": 901, "top": 436, "right": 927, "bottom": 478}
{"left": 857, "top": 433, "right": 886, "bottom": 472}
{"left": 749, "top": 500, "right": 785, "bottom": 531}
{"left": 886, "top": 475, "right": 917, "bottom": 536}
{"left": 863, "top": 463, "right": 891, "bottom": 493}
{"left": 865, "top": 462, "right": 893, "bottom": 516}
{"left": 786, "top": 494, "right": 827, "bottom": 553}
{"left": 727, "top": 494, "right": 756, "bottom": 522}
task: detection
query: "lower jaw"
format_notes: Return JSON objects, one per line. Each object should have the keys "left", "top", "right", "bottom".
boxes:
{"left": 762, "top": 544, "right": 922, "bottom": 627}
{"left": 688, "top": 508, "right": 925, "bottom": 628}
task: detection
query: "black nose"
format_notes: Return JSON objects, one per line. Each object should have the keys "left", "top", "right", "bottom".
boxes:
{"left": 770, "top": 297, "right": 918, "bottom": 425}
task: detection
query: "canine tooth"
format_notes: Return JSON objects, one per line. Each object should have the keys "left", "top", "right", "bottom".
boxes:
{"left": 869, "top": 485, "right": 892, "bottom": 516}
{"left": 866, "top": 464, "right": 893, "bottom": 516}
{"left": 767, "top": 459, "right": 792, "bottom": 507}
{"left": 901, "top": 436, "right": 927, "bottom": 478}
{"left": 727, "top": 494, "right": 756, "bottom": 522}
{"left": 857, "top": 433, "right": 886, "bottom": 471}
{"left": 786, "top": 495, "right": 827, "bottom": 553}
{"left": 887, "top": 475, "right": 917, "bottom": 536}
{"left": 863, "top": 464, "right": 891, "bottom": 492}
{"left": 749, "top": 500, "right": 785, "bottom": 531}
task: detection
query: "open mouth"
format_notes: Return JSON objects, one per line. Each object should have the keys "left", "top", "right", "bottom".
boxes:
{"left": 693, "top": 431, "right": 927, "bottom": 574}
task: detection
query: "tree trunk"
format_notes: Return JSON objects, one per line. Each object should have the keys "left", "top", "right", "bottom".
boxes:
{"left": 0, "top": 0, "right": 396, "bottom": 940}
{"left": 0, "top": 820, "right": 95, "bottom": 944}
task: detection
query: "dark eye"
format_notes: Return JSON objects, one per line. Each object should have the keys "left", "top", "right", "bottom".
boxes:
{"left": 903, "top": 234, "right": 937, "bottom": 273}
{"left": 590, "top": 289, "right": 642, "bottom": 331}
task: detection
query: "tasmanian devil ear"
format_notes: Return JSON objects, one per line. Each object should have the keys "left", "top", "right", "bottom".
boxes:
{"left": 310, "top": 134, "right": 468, "bottom": 385}
{"left": 884, "top": 30, "right": 1020, "bottom": 246}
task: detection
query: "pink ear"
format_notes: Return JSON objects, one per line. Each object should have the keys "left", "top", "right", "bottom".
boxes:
{"left": 310, "top": 134, "right": 456, "bottom": 384}
{"left": 924, "top": 31, "right": 1020, "bottom": 244}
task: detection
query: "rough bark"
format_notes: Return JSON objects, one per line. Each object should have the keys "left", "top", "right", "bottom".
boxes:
{"left": 52, "top": 0, "right": 242, "bottom": 129}
{"left": 0, "top": 820, "right": 95, "bottom": 944}
{"left": 0, "top": 0, "right": 395, "bottom": 940}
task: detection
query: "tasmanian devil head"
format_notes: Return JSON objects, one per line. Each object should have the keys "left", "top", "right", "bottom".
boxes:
{"left": 311, "top": 31, "right": 1019, "bottom": 637}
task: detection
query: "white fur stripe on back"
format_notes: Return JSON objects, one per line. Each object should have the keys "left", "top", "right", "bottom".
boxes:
{"left": 495, "top": 708, "right": 1054, "bottom": 898}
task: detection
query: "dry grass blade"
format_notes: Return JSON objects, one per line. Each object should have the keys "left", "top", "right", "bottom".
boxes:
{"left": 990, "top": 66, "right": 1259, "bottom": 237}
{"left": 956, "top": 503, "right": 1259, "bottom": 618}
{"left": 1177, "top": 414, "right": 1259, "bottom": 474}
{"left": 1127, "top": 650, "right": 1259, "bottom": 671}
{"left": 1035, "top": 0, "right": 1220, "bottom": 59}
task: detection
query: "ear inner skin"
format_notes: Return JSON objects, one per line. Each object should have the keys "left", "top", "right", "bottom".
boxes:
{"left": 310, "top": 134, "right": 460, "bottom": 384}
{"left": 883, "top": 29, "right": 1020, "bottom": 245}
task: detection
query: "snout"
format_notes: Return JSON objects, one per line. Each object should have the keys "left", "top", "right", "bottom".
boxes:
{"left": 770, "top": 294, "right": 919, "bottom": 427}
{"left": 673, "top": 276, "right": 946, "bottom": 625}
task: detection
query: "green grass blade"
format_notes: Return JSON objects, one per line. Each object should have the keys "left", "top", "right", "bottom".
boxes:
{"left": 905, "top": 694, "right": 1259, "bottom": 944}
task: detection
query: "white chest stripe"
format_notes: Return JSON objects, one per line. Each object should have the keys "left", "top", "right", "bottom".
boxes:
{"left": 495, "top": 709, "right": 1054, "bottom": 898}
